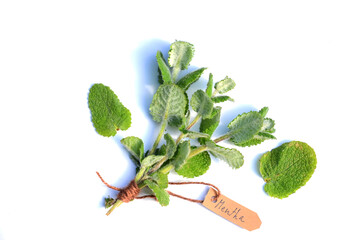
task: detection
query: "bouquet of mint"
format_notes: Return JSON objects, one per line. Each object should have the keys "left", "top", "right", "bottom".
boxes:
{"left": 88, "top": 41, "right": 316, "bottom": 216}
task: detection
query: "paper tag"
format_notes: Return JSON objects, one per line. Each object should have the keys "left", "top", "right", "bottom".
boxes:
{"left": 202, "top": 188, "right": 262, "bottom": 231}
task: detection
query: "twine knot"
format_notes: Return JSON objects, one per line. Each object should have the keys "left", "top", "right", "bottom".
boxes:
{"left": 116, "top": 180, "right": 140, "bottom": 203}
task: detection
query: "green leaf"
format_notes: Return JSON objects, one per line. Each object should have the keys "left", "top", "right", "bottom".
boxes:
{"left": 239, "top": 132, "right": 276, "bottom": 147}
{"left": 88, "top": 84, "right": 131, "bottom": 137}
{"left": 176, "top": 67, "right": 207, "bottom": 90}
{"left": 190, "top": 90, "right": 213, "bottom": 119}
{"left": 261, "top": 118, "right": 276, "bottom": 133}
{"left": 164, "top": 133, "right": 176, "bottom": 159}
{"left": 120, "top": 136, "right": 144, "bottom": 162}
{"left": 181, "top": 130, "right": 210, "bottom": 139}
{"left": 145, "top": 180, "right": 170, "bottom": 206}
{"left": 259, "top": 141, "right": 317, "bottom": 199}
{"left": 259, "top": 106, "right": 269, "bottom": 118}
{"left": 104, "top": 196, "right": 115, "bottom": 209}
{"left": 205, "top": 140, "right": 244, "bottom": 169}
{"left": 156, "top": 51, "right": 172, "bottom": 84}
{"left": 206, "top": 73, "right": 213, "bottom": 97}
{"left": 214, "top": 76, "right": 236, "bottom": 94}
{"left": 170, "top": 141, "right": 191, "bottom": 170}
{"left": 176, "top": 149, "right": 211, "bottom": 178}
{"left": 211, "top": 96, "right": 234, "bottom": 103}
{"left": 199, "top": 107, "right": 221, "bottom": 144}
{"left": 227, "top": 111, "right": 264, "bottom": 146}
{"left": 149, "top": 84, "right": 187, "bottom": 127}
{"left": 141, "top": 155, "right": 164, "bottom": 168}
{"left": 151, "top": 172, "right": 168, "bottom": 189}
{"left": 168, "top": 41, "right": 194, "bottom": 70}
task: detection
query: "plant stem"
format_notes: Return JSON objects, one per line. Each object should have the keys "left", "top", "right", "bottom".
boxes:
{"left": 149, "top": 120, "right": 167, "bottom": 155}
{"left": 148, "top": 155, "right": 168, "bottom": 174}
{"left": 187, "top": 145, "right": 208, "bottom": 159}
{"left": 106, "top": 199, "right": 123, "bottom": 216}
{"left": 213, "top": 134, "right": 230, "bottom": 143}
{"left": 186, "top": 114, "right": 201, "bottom": 130}
{"left": 159, "top": 164, "right": 174, "bottom": 174}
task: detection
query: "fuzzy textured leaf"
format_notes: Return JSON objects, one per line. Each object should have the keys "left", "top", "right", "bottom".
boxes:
{"left": 156, "top": 51, "right": 172, "bottom": 84}
{"left": 141, "top": 155, "right": 164, "bottom": 168}
{"left": 239, "top": 132, "right": 276, "bottom": 147}
{"left": 145, "top": 180, "right": 170, "bottom": 206}
{"left": 170, "top": 141, "right": 191, "bottom": 170}
{"left": 177, "top": 68, "right": 206, "bottom": 90}
{"left": 151, "top": 172, "right": 168, "bottom": 189}
{"left": 164, "top": 133, "right": 176, "bottom": 159}
{"left": 120, "top": 136, "right": 144, "bottom": 162}
{"left": 206, "top": 73, "right": 213, "bottom": 97}
{"left": 259, "top": 106, "right": 269, "bottom": 118}
{"left": 176, "top": 149, "right": 211, "bottom": 178}
{"left": 227, "top": 111, "right": 264, "bottom": 146}
{"left": 190, "top": 90, "right": 213, "bottom": 119}
{"left": 211, "top": 95, "right": 234, "bottom": 103}
{"left": 259, "top": 141, "right": 317, "bottom": 199}
{"left": 214, "top": 77, "right": 236, "bottom": 94}
{"left": 88, "top": 84, "right": 131, "bottom": 137}
{"left": 181, "top": 130, "right": 210, "bottom": 139}
{"left": 205, "top": 140, "right": 244, "bottom": 169}
{"left": 149, "top": 84, "right": 187, "bottom": 127}
{"left": 199, "top": 107, "right": 221, "bottom": 144}
{"left": 168, "top": 41, "right": 194, "bottom": 70}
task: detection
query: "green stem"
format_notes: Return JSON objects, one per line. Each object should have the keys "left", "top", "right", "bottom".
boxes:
{"left": 187, "top": 145, "right": 208, "bottom": 159}
{"left": 176, "top": 114, "right": 201, "bottom": 145}
{"left": 149, "top": 120, "right": 167, "bottom": 155}
{"left": 159, "top": 164, "right": 174, "bottom": 174}
{"left": 148, "top": 155, "right": 168, "bottom": 174}
{"left": 211, "top": 89, "right": 218, "bottom": 97}
{"left": 106, "top": 199, "right": 123, "bottom": 216}
{"left": 213, "top": 134, "right": 230, "bottom": 143}
{"left": 186, "top": 114, "right": 201, "bottom": 130}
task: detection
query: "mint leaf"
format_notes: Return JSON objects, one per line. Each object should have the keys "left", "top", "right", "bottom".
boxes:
{"left": 214, "top": 76, "right": 235, "bottom": 94}
{"left": 176, "top": 67, "right": 207, "bottom": 90}
{"left": 205, "top": 140, "right": 244, "bottom": 169}
{"left": 259, "top": 106, "right": 269, "bottom": 118}
{"left": 156, "top": 51, "right": 172, "bottom": 84}
{"left": 181, "top": 130, "right": 210, "bottom": 140}
{"left": 151, "top": 172, "right": 169, "bottom": 189}
{"left": 105, "top": 196, "right": 115, "bottom": 209}
{"left": 176, "top": 149, "right": 211, "bottom": 178}
{"left": 141, "top": 155, "right": 164, "bottom": 168}
{"left": 206, "top": 73, "right": 213, "bottom": 97}
{"left": 261, "top": 118, "right": 276, "bottom": 133}
{"left": 88, "top": 84, "right": 131, "bottom": 137}
{"left": 227, "top": 111, "right": 264, "bottom": 146}
{"left": 239, "top": 132, "right": 276, "bottom": 147}
{"left": 149, "top": 84, "right": 187, "bottom": 127}
{"left": 211, "top": 95, "right": 234, "bottom": 103}
{"left": 190, "top": 90, "right": 213, "bottom": 119}
{"left": 145, "top": 180, "right": 170, "bottom": 206}
{"left": 170, "top": 141, "right": 191, "bottom": 170}
{"left": 199, "top": 107, "right": 221, "bottom": 144}
{"left": 168, "top": 41, "right": 194, "bottom": 70}
{"left": 259, "top": 141, "right": 317, "bottom": 199}
{"left": 164, "top": 133, "right": 176, "bottom": 159}
{"left": 120, "top": 136, "right": 144, "bottom": 162}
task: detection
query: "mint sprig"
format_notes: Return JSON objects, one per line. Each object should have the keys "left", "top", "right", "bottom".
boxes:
{"left": 88, "top": 41, "right": 314, "bottom": 214}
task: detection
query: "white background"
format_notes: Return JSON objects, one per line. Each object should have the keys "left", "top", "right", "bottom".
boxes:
{"left": 1, "top": 1, "right": 361, "bottom": 239}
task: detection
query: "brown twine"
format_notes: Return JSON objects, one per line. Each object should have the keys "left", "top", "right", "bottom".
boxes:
{"left": 96, "top": 172, "right": 221, "bottom": 204}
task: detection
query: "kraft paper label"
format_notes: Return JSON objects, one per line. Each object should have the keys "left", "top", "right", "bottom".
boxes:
{"left": 202, "top": 188, "right": 262, "bottom": 231}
